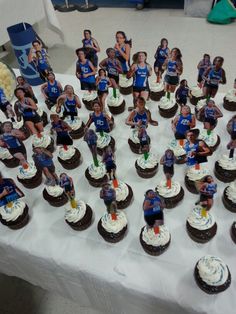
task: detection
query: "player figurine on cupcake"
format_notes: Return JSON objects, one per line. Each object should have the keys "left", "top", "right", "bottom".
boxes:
{"left": 16, "top": 76, "right": 38, "bottom": 103}
{"left": 140, "top": 189, "right": 171, "bottom": 256}
{"left": 175, "top": 79, "right": 190, "bottom": 106}
{"left": 197, "top": 53, "right": 211, "bottom": 87}
{"left": 154, "top": 38, "right": 169, "bottom": 83}
{"left": 98, "top": 183, "right": 128, "bottom": 243}
{"left": 0, "top": 172, "right": 30, "bottom": 229}
{"left": 0, "top": 87, "right": 15, "bottom": 121}
{"left": 172, "top": 105, "right": 196, "bottom": 140}
{"left": 95, "top": 69, "right": 112, "bottom": 111}
{"left": 195, "top": 175, "right": 217, "bottom": 212}
{"left": 76, "top": 48, "right": 96, "bottom": 91}
{"left": 41, "top": 72, "right": 62, "bottom": 109}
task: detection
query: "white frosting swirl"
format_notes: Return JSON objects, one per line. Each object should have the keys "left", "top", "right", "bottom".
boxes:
{"left": 226, "top": 181, "right": 236, "bottom": 203}
{"left": 156, "top": 180, "right": 181, "bottom": 198}
{"left": 107, "top": 94, "right": 124, "bottom": 107}
{"left": 113, "top": 181, "right": 129, "bottom": 202}
{"left": 142, "top": 225, "right": 170, "bottom": 246}
{"left": 18, "top": 161, "right": 37, "bottom": 179}
{"left": 218, "top": 155, "right": 236, "bottom": 170}
{"left": 32, "top": 133, "right": 52, "bottom": 148}
{"left": 136, "top": 153, "right": 158, "bottom": 169}
{"left": 0, "top": 200, "right": 25, "bottom": 222}
{"left": 64, "top": 116, "right": 82, "bottom": 130}
{"left": 101, "top": 210, "right": 127, "bottom": 233}
{"left": 45, "top": 185, "right": 64, "bottom": 197}
{"left": 149, "top": 80, "right": 165, "bottom": 92}
{"left": 58, "top": 146, "right": 76, "bottom": 160}
{"left": 129, "top": 128, "right": 140, "bottom": 144}
{"left": 190, "top": 86, "right": 204, "bottom": 98}
{"left": 82, "top": 90, "right": 97, "bottom": 101}
{"left": 186, "top": 165, "right": 210, "bottom": 181}
{"left": 36, "top": 107, "right": 44, "bottom": 117}
{"left": 64, "top": 200, "right": 86, "bottom": 223}
{"left": 88, "top": 161, "right": 106, "bottom": 179}
{"left": 196, "top": 99, "right": 207, "bottom": 111}
{"left": 158, "top": 96, "right": 176, "bottom": 109}
{"left": 187, "top": 206, "right": 215, "bottom": 230}
{"left": 119, "top": 74, "right": 133, "bottom": 88}
{"left": 225, "top": 89, "right": 236, "bottom": 102}
{"left": 96, "top": 132, "right": 111, "bottom": 149}
{"left": 0, "top": 147, "right": 13, "bottom": 160}
{"left": 198, "top": 129, "right": 218, "bottom": 147}
{"left": 12, "top": 119, "right": 24, "bottom": 129}
{"left": 197, "top": 255, "right": 229, "bottom": 286}
{"left": 168, "top": 139, "right": 186, "bottom": 157}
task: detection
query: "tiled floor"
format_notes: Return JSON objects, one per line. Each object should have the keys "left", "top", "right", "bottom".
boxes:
{"left": 1, "top": 7, "right": 236, "bottom": 314}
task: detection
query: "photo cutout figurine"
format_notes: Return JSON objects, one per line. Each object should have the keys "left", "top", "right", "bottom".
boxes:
{"left": 102, "top": 145, "right": 118, "bottom": 186}
{"left": 140, "top": 189, "right": 171, "bottom": 256}
{"left": 160, "top": 149, "right": 176, "bottom": 189}
{"left": 97, "top": 182, "right": 128, "bottom": 243}
{"left": 84, "top": 128, "right": 98, "bottom": 167}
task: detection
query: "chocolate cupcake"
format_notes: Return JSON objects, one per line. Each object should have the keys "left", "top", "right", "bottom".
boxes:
{"left": 135, "top": 153, "right": 159, "bottom": 178}
{"left": 57, "top": 146, "right": 81, "bottom": 170}
{"left": 222, "top": 182, "right": 236, "bottom": 213}
{"left": 155, "top": 180, "right": 184, "bottom": 209}
{"left": 96, "top": 132, "right": 115, "bottom": 156}
{"left": 106, "top": 92, "right": 125, "bottom": 115}
{"left": 214, "top": 155, "right": 236, "bottom": 183}
{"left": 0, "top": 200, "right": 29, "bottom": 229}
{"left": 189, "top": 86, "right": 205, "bottom": 106}
{"left": 195, "top": 99, "right": 207, "bottom": 122}
{"left": 230, "top": 221, "right": 236, "bottom": 244}
{"left": 82, "top": 90, "right": 98, "bottom": 111}
{"left": 140, "top": 225, "right": 171, "bottom": 256}
{"left": 43, "top": 185, "right": 68, "bottom": 207}
{"left": 0, "top": 147, "right": 19, "bottom": 168}
{"left": 223, "top": 89, "right": 236, "bottom": 111}
{"left": 168, "top": 138, "right": 186, "bottom": 164}
{"left": 63, "top": 116, "right": 85, "bottom": 139}
{"left": 65, "top": 200, "right": 93, "bottom": 231}
{"left": 37, "top": 107, "right": 48, "bottom": 127}
{"left": 186, "top": 206, "right": 217, "bottom": 243}
{"left": 149, "top": 80, "right": 165, "bottom": 101}
{"left": 32, "top": 133, "right": 55, "bottom": 153}
{"left": 112, "top": 180, "right": 133, "bottom": 209}
{"left": 85, "top": 161, "right": 108, "bottom": 188}
{"left": 194, "top": 255, "right": 231, "bottom": 294}
{"left": 128, "top": 128, "right": 151, "bottom": 154}
{"left": 97, "top": 211, "right": 128, "bottom": 243}
{"left": 119, "top": 75, "right": 133, "bottom": 95}
{"left": 17, "top": 161, "right": 42, "bottom": 189}
{"left": 185, "top": 165, "right": 210, "bottom": 194}
{"left": 198, "top": 129, "right": 220, "bottom": 152}
{"left": 158, "top": 96, "right": 178, "bottom": 118}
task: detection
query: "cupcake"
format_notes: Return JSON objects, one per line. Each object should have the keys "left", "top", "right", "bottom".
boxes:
{"left": 222, "top": 181, "right": 236, "bottom": 213}
{"left": 63, "top": 116, "right": 85, "bottom": 139}
{"left": 168, "top": 138, "right": 186, "bottom": 164}
{"left": 214, "top": 155, "right": 236, "bottom": 183}
{"left": 223, "top": 89, "right": 236, "bottom": 111}
{"left": 0, "top": 199, "right": 29, "bottom": 229}
{"left": 37, "top": 107, "right": 48, "bottom": 127}
{"left": 194, "top": 255, "right": 231, "bottom": 294}
{"left": 85, "top": 161, "right": 108, "bottom": 188}
{"left": 128, "top": 128, "right": 151, "bottom": 154}
{"left": 65, "top": 200, "right": 93, "bottom": 231}
{"left": 155, "top": 180, "right": 184, "bottom": 209}
{"left": 57, "top": 146, "right": 81, "bottom": 170}
{"left": 17, "top": 161, "right": 42, "bottom": 189}
{"left": 230, "top": 221, "right": 236, "bottom": 244}
{"left": 0, "top": 147, "right": 19, "bottom": 168}
{"left": 119, "top": 74, "right": 133, "bottom": 95}
{"left": 135, "top": 153, "right": 159, "bottom": 178}
{"left": 149, "top": 80, "right": 165, "bottom": 101}
{"left": 82, "top": 90, "right": 98, "bottom": 111}
{"left": 43, "top": 185, "right": 68, "bottom": 207}
{"left": 32, "top": 133, "right": 55, "bottom": 153}
{"left": 195, "top": 99, "right": 207, "bottom": 121}
{"left": 96, "top": 132, "right": 115, "bottom": 156}
{"left": 189, "top": 86, "right": 205, "bottom": 106}
{"left": 106, "top": 92, "right": 125, "bottom": 115}
{"left": 112, "top": 180, "right": 133, "bottom": 209}
{"left": 185, "top": 165, "right": 210, "bottom": 194}
{"left": 140, "top": 225, "right": 171, "bottom": 256}
{"left": 97, "top": 210, "right": 128, "bottom": 243}
{"left": 198, "top": 129, "right": 220, "bottom": 152}
{"left": 158, "top": 95, "right": 178, "bottom": 118}
{"left": 186, "top": 206, "right": 217, "bottom": 243}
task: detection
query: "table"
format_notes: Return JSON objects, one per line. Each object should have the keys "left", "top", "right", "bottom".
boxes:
{"left": 0, "top": 71, "right": 235, "bottom": 314}
{"left": 0, "top": 0, "right": 62, "bottom": 46}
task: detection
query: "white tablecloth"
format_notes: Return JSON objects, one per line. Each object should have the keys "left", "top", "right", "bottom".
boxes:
{"left": 0, "top": 0, "right": 62, "bottom": 46}
{"left": 0, "top": 71, "right": 235, "bottom": 314}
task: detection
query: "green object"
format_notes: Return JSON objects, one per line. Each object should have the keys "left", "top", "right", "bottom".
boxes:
{"left": 113, "top": 88, "right": 117, "bottom": 98}
{"left": 207, "top": 129, "right": 211, "bottom": 135}
{"left": 99, "top": 131, "right": 104, "bottom": 137}
{"left": 166, "top": 91, "right": 170, "bottom": 99}
{"left": 144, "top": 152, "right": 149, "bottom": 160}
{"left": 207, "top": 0, "right": 236, "bottom": 24}
{"left": 93, "top": 157, "right": 99, "bottom": 167}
